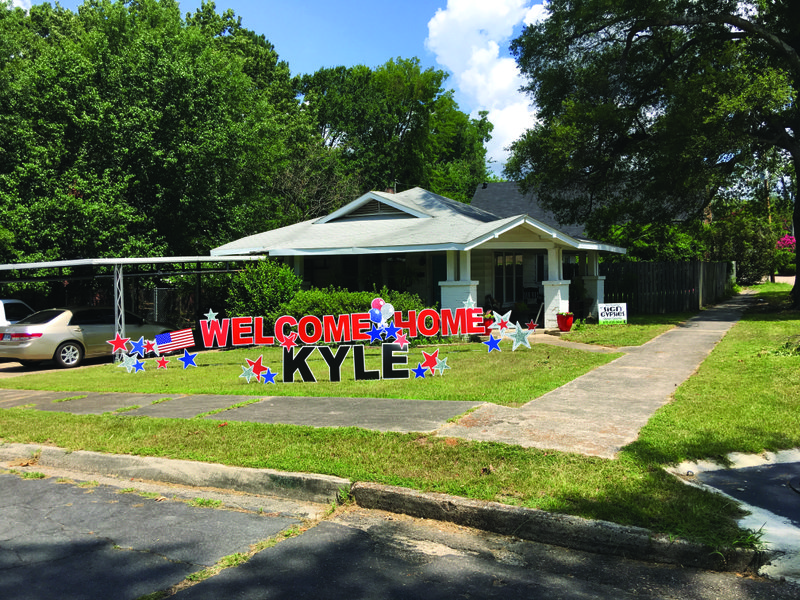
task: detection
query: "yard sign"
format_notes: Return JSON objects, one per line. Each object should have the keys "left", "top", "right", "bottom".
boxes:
{"left": 107, "top": 295, "right": 535, "bottom": 383}
{"left": 598, "top": 303, "right": 627, "bottom": 325}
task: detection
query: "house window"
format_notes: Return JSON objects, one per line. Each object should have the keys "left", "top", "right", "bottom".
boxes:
{"left": 494, "top": 252, "right": 523, "bottom": 306}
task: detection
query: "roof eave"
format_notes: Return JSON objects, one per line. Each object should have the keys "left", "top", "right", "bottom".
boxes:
{"left": 267, "top": 242, "right": 466, "bottom": 256}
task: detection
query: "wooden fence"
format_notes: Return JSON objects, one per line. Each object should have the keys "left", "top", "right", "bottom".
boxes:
{"left": 599, "top": 261, "right": 735, "bottom": 314}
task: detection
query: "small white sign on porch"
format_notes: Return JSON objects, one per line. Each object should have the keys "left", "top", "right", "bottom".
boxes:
{"left": 598, "top": 303, "right": 627, "bottom": 324}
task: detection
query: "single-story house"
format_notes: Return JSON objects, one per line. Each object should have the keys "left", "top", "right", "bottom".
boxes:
{"left": 211, "top": 186, "right": 625, "bottom": 329}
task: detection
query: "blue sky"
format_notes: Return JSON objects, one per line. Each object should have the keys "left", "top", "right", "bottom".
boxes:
{"left": 13, "top": 0, "right": 550, "bottom": 170}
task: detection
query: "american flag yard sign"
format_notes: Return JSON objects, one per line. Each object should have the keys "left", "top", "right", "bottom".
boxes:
{"left": 155, "top": 329, "right": 194, "bottom": 354}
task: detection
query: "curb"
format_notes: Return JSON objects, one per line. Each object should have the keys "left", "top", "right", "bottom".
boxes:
{"left": 0, "top": 443, "right": 349, "bottom": 505}
{"left": 350, "top": 482, "right": 770, "bottom": 573}
{"left": 0, "top": 442, "right": 772, "bottom": 572}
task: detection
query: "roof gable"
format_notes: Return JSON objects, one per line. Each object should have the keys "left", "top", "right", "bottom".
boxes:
{"left": 316, "top": 191, "right": 430, "bottom": 224}
{"left": 318, "top": 187, "right": 500, "bottom": 225}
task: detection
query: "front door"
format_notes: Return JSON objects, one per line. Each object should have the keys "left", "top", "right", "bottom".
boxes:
{"left": 494, "top": 252, "right": 523, "bottom": 307}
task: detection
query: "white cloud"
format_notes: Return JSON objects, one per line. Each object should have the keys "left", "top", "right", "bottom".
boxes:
{"left": 426, "top": 1, "right": 548, "bottom": 173}
{"left": 11, "top": 0, "right": 32, "bottom": 10}
{"left": 524, "top": 1, "right": 549, "bottom": 26}
{"left": 484, "top": 102, "right": 537, "bottom": 169}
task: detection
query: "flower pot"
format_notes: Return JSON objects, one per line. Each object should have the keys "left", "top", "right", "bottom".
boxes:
{"left": 556, "top": 313, "right": 574, "bottom": 332}
{"left": 483, "top": 317, "right": 494, "bottom": 335}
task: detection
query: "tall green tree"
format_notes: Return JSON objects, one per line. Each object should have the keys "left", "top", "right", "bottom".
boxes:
{"left": 0, "top": 0, "right": 313, "bottom": 260}
{"left": 505, "top": 0, "right": 800, "bottom": 299}
{"left": 298, "top": 58, "right": 492, "bottom": 201}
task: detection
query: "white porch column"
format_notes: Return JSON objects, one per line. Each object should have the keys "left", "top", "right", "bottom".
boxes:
{"left": 446, "top": 250, "right": 457, "bottom": 281}
{"left": 583, "top": 276, "right": 605, "bottom": 319}
{"left": 439, "top": 250, "right": 477, "bottom": 311}
{"left": 458, "top": 250, "right": 471, "bottom": 281}
{"left": 547, "top": 247, "right": 562, "bottom": 280}
{"left": 587, "top": 250, "right": 600, "bottom": 276}
{"left": 542, "top": 247, "right": 569, "bottom": 328}
{"left": 543, "top": 280, "right": 570, "bottom": 329}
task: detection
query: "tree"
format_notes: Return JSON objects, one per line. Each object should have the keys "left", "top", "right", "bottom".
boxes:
{"left": 591, "top": 154, "right": 795, "bottom": 282}
{"left": 298, "top": 58, "right": 493, "bottom": 201}
{"left": 588, "top": 221, "right": 708, "bottom": 263}
{"left": 0, "top": 0, "right": 312, "bottom": 259}
{"left": 428, "top": 94, "right": 494, "bottom": 202}
{"left": 505, "top": 0, "right": 800, "bottom": 299}
{"left": 704, "top": 198, "right": 785, "bottom": 285}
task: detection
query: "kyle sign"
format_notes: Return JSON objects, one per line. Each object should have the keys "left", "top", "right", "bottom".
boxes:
{"left": 198, "top": 303, "right": 484, "bottom": 384}
{"left": 198, "top": 307, "right": 485, "bottom": 348}
{"left": 109, "top": 295, "right": 535, "bottom": 383}
{"left": 598, "top": 303, "right": 627, "bottom": 325}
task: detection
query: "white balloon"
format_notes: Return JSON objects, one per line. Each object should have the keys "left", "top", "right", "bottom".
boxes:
{"left": 380, "top": 303, "right": 394, "bottom": 320}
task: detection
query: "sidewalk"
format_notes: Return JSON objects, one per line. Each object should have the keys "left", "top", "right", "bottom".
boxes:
{"left": 440, "top": 293, "right": 755, "bottom": 458}
{"left": 0, "top": 388, "right": 484, "bottom": 434}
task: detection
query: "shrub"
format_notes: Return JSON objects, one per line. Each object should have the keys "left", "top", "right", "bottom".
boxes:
{"left": 277, "top": 286, "right": 428, "bottom": 322}
{"left": 775, "top": 235, "right": 796, "bottom": 275}
{"left": 276, "top": 286, "right": 438, "bottom": 345}
{"left": 226, "top": 259, "right": 301, "bottom": 327}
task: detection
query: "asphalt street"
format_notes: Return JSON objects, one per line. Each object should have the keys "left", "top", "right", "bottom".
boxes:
{"left": 2, "top": 468, "right": 799, "bottom": 600}
{"left": 697, "top": 462, "right": 800, "bottom": 529}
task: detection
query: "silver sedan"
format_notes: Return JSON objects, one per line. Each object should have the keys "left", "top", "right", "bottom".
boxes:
{"left": 0, "top": 307, "right": 173, "bottom": 368}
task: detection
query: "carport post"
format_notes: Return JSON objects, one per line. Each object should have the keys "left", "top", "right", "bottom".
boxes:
{"left": 114, "top": 264, "right": 126, "bottom": 362}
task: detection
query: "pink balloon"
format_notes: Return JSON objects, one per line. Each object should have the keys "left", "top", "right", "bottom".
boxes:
{"left": 371, "top": 297, "right": 385, "bottom": 310}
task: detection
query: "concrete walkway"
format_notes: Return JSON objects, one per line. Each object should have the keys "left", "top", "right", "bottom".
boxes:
{"left": 439, "top": 293, "right": 754, "bottom": 458}
{"left": 0, "top": 389, "right": 484, "bottom": 435}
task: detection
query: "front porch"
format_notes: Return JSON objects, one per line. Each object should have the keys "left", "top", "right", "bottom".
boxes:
{"left": 281, "top": 247, "right": 607, "bottom": 330}
{"left": 436, "top": 248, "right": 606, "bottom": 330}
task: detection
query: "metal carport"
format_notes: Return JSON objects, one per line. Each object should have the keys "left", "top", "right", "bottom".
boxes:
{"left": 0, "top": 256, "right": 264, "bottom": 348}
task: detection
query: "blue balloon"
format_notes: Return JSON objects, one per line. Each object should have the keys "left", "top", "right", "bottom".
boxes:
{"left": 369, "top": 308, "right": 383, "bottom": 323}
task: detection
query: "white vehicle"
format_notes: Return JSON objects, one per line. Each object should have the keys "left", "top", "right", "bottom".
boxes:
{"left": 0, "top": 299, "right": 35, "bottom": 327}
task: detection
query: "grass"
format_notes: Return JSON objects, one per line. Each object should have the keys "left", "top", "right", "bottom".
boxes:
{"left": 188, "top": 497, "right": 223, "bottom": 509}
{"left": 0, "top": 407, "right": 749, "bottom": 547}
{"left": 561, "top": 312, "right": 697, "bottom": 347}
{"left": 625, "top": 283, "right": 800, "bottom": 465}
{"left": 52, "top": 395, "right": 88, "bottom": 404}
{"left": 0, "top": 297, "right": 796, "bottom": 549}
{"left": 0, "top": 343, "right": 621, "bottom": 408}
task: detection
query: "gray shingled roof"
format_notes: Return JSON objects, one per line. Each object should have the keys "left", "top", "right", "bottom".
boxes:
{"left": 320, "top": 187, "right": 500, "bottom": 224}
{"left": 212, "top": 187, "right": 625, "bottom": 256}
{"left": 471, "top": 181, "right": 591, "bottom": 240}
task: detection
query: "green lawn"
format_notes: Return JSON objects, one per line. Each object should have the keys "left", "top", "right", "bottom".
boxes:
{"left": 561, "top": 312, "right": 697, "bottom": 347}
{"left": 2, "top": 294, "right": 797, "bottom": 549}
{"left": 626, "top": 284, "right": 800, "bottom": 465}
{"left": 0, "top": 342, "right": 621, "bottom": 408}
